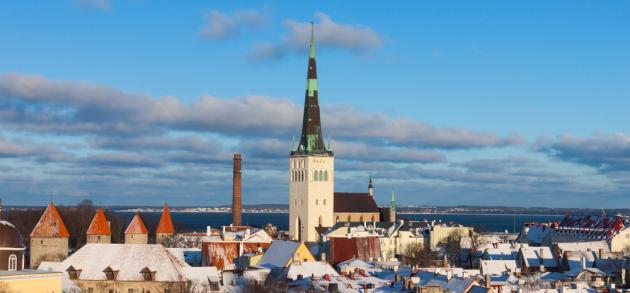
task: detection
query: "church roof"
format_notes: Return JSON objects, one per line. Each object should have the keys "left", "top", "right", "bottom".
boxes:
{"left": 86, "top": 208, "right": 111, "bottom": 235}
{"left": 30, "top": 202, "right": 70, "bottom": 238}
{"left": 125, "top": 213, "right": 148, "bottom": 234}
{"left": 156, "top": 203, "right": 175, "bottom": 234}
{"left": 291, "top": 23, "right": 332, "bottom": 156}
{"left": 334, "top": 192, "right": 379, "bottom": 213}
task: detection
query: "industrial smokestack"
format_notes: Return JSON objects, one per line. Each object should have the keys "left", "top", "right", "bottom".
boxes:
{"left": 232, "top": 153, "right": 242, "bottom": 226}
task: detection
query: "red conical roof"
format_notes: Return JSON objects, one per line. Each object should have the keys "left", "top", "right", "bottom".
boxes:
{"left": 30, "top": 202, "right": 70, "bottom": 238}
{"left": 86, "top": 208, "right": 111, "bottom": 235}
{"left": 156, "top": 203, "right": 175, "bottom": 234}
{"left": 124, "top": 213, "right": 148, "bottom": 234}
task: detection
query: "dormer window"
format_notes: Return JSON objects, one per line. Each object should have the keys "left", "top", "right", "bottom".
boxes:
{"left": 103, "top": 266, "right": 119, "bottom": 280}
{"left": 66, "top": 265, "right": 82, "bottom": 280}
{"left": 140, "top": 267, "right": 156, "bottom": 281}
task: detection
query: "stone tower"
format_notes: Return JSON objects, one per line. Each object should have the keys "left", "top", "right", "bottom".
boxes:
{"left": 86, "top": 208, "right": 111, "bottom": 244}
{"left": 124, "top": 213, "right": 148, "bottom": 244}
{"left": 232, "top": 153, "right": 242, "bottom": 226}
{"left": 289, "top": 24, "right": 334, "bottom": 243}
{"left": 30, "top": 202, "right": 69, "bottom": 268}
{"left": 156, "top": 203, "right": 175, "bottom": 244}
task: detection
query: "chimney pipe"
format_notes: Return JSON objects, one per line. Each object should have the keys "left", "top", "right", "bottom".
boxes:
{"left": 232, "top": 153, "right": 242, "bottom": 226}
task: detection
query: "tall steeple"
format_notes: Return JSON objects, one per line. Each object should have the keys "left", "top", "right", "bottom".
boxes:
{"left": 389, "top": 190, "right": 396, "bottom": 222}
{"left": 292, "top": 23, "right": 332, "bottom": 156}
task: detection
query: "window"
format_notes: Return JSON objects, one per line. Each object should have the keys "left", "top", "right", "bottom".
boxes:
{"left": 347, "top": 216, "right": 351, "bottom": 222}
{"left": 324, "top": 171, "right": 328, "bottom": 181}
{"left": 336, "top": 216, "right": 340, "bottom": 222}
{"left": 8, "top": 254, "right": 17, "bottom": 271}
{"left": 103, "top": 266, "right": 118, "bottom": 280}
{"left": 315, "top": 199, "right": 319, "bottom": 205}
{"left": 66, "top": 266, "right": 82, "bottom": 280}
{"left": 294, "top": 199, "right": 297, "bottom": 205}
{"left": 314, "top": 170, "right": 318, "bottom": 181}
{"left": 319, "top": 216, "right": 323, "bottom": 227}
{"left": 300, "top": 199, "right": 303, "bottom": 206}
{"left": 87, "top": 288, "right": 94, "bottom": 293}
{"left": 319, "top": 170, "right": 324, "bottom": 181}
{"left": 140, "top": 267, "right": 155, "bottom": 281}
{"left": 323, "top": 199, "right": 326, "bottom": 205}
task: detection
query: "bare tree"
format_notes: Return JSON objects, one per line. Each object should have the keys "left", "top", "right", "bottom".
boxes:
{"left": 402, "top": 242, "right": 437, "bottom": 267}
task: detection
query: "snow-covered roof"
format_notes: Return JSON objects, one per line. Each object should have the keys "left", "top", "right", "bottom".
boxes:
{"left": 564, "top": 251, "right": 597, "bottom": 271}
{"left": 257, "top": 240, "right": 300, "bottom": 269}
{"left": 337, "top": 258, "right": 373, "bottom": 270}
{"left": 484, "top": 246, "right": 518, "bottom": 260}
{"left": 47, "top": 243, "right": 190, "bottom": 282}
{"left": 555, "top": 241, "right": 609, "bottom": 254}
{"left": 413, "top": 270, "right": 477, "bottom": 293}
{"left": 520, "top": 246, "right": 559, "bottom": 268}
{"left": 286, "top": 261, "right": 339, "bottom": 281}
{"left": 182, "top": 266, "right": 219, "bottom": 283}
{"left": 517, "top": 224, "right": 552, "bottom": 245}
{"left": 480, "top": 260, "right": 518, "bottom": 276}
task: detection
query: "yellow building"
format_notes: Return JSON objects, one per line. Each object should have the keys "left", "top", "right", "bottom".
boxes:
{"left": 0, "top": 270, "right": 62, "bottom": 293}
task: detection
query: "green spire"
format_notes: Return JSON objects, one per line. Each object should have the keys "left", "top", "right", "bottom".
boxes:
{"left": 390, "top": 190, "right": 396, "bottom": 207}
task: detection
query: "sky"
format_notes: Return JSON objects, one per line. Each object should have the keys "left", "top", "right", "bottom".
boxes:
{"left": 0, "top": 1, "right": 629, "bottom": 207}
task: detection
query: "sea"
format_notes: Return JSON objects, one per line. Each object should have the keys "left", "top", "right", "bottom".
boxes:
{"left": 113, "top": 212, "right": 563, "bottom": 233}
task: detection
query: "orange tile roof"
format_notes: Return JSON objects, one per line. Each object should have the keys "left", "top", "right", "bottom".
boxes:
{"left": 156, "top": 203, "right": 175, "bottom": 234}
{"left": 86, "top": 208, "right": 112, "bottom": 235}
{"left": 124, "top": 213, "right": 148, "bottom": 234}
{"left": 30, "top": 202, "right": 70, "bottom": 238}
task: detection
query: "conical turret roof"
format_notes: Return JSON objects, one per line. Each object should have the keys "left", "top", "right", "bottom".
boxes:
{"left": 30, "top": 202, "right": 70, "bottom": 238}
{"left": 124, "top": 213, "right": 148, "bottom": 234}
{"left": 156, "top": 203, "right": 174, "bottom": 234}
{"left": 86, "top": 208, "right": 111, "bottom": 235}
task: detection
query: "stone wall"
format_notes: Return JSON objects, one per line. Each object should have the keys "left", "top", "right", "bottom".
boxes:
{"left": 30, "top": 237, "right": 68, "bottom": 269}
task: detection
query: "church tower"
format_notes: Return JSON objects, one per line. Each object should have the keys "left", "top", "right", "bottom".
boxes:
{"left": 289, "top": 24, "right": 334, "bottom": 243}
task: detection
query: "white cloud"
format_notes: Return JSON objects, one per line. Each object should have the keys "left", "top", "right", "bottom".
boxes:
{"left": 200, "top": 9, "right": 267, "bottom": 40}
{"left": 248, "top": 12, "right": 383, "bottom": 60}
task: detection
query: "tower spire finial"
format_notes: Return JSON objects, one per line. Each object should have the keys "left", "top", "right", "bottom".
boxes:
{"left": 309, "top": 21, "right": 316, "bottom": 59}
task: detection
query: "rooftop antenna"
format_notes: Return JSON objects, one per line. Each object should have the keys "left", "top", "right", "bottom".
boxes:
{"left": 601, "top": 208, "right": 606, "bottom": 217}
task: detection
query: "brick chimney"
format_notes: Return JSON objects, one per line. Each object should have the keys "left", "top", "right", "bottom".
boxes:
{"left": 232, "top": 153, "right": 242, "bottom": 226}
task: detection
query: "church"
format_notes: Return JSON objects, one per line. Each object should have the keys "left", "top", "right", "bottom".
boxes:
{"left": 289, "top": 25, "right": 394, "bottom": 243}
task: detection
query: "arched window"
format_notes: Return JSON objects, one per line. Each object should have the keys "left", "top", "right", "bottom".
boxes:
{"left": 8, "top": 254, "right": 17, "bottom": 271}
{"left": 314, "top": 171, "right": 318, "bottom": 181}
{"left": 319, "top": 216, "right": 323, "bottom": 227}
{"left": 315, "top": 199, "right": 319, "bottom": 205}
{"left": 324, "top": 171, "right": 328, "bottom": 181}
{"left": 323, "top": 199, "right": 326, "bottom": 205}
{"left": 319, "top": 170, "right": 324, "bottom": 181}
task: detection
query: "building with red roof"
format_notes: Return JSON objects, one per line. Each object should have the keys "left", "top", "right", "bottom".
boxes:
{"left": 156, "top": 203, "right": 175, "bottom": 244}
{"left": 86, "top": 208, "right": 112, "bottom": 244}
{"left": 29, "top": 202, "right": 70, "bottom": 268}
{"left": 124, "top": 213, "right": 148, "bottom": 244}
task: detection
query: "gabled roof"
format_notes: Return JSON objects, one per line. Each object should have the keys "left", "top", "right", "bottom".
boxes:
{"left": 47, "top": 243, "right": 190, "bottom": 282}
{"left": 125, "top": 213, "right": 148, "bottom": 234}
{"left": 156, "top": 203, "right": 174, "bottom": 234}
{"left": 257, "top": 240, "right": 302, "bottom": 269}
{"left": 334, "top": 192, "right": 379, "bottom": 213}
{"left": 31, "top": 202, "right": 70, "bottom": 238}
{"left": 86, "top": 208, "right": 111, "bottom": 236}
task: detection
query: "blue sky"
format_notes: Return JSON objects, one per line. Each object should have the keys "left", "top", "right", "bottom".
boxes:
{"left": 0, "top": 1, "right": 629, "bottom": 207}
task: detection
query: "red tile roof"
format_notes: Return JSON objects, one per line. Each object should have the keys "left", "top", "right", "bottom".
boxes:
{"left": 86, "top": 208, "right": 111, "bottom": 235}
{"left": 30, "top": 202, "right": 70, "bottom": 238}
{"left": 156, "top": 204, "right": 175, "bottom": 234}
{"left": 124, "top": 213, "right": 148, "bottom": 234}
{"left": 334, "top": 192, "right": 379, "bottom": 213}
{"left": 329, "top": 236, "right": 381, "bottom": 265}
